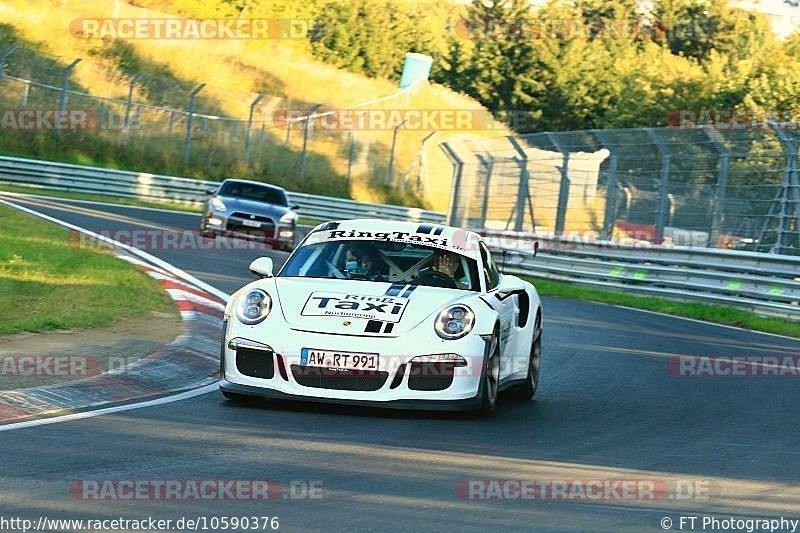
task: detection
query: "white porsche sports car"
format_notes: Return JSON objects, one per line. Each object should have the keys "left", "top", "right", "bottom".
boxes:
{"left": 219, "top": 219, "right": 542, "bottom": 414}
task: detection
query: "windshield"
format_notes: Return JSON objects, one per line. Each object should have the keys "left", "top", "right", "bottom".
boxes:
{"left": 279, "top": 239, "right": 481, "bottom": 291}
{"left": 219, "top": 181, "right": 288, "bottom": 206}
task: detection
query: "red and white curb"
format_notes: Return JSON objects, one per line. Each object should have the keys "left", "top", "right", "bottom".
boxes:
{"left": 0, "top": 198, "right": 228, "bottom": 424}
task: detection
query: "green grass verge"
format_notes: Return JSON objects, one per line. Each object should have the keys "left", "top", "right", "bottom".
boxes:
{"left": 525, "top": 276, "right": 800, "bottom": 338}
{"left": 0, "top": 204, "right": 178, "bottom": 335}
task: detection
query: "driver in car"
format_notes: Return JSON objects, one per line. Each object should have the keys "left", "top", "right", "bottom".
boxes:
{"left": 344, "top": 244, "right": 386, "bottom": 280}
{"left": 420, "top": 249, "right": 468, "bottom": 289}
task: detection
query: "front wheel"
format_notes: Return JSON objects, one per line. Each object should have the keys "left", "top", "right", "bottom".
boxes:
{"left": 478, "top": 329, "right": 500, "bottom": 415}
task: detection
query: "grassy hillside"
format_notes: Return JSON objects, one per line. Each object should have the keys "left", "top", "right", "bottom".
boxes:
{"left": 0, "top": 0, "right": 505, "bottom": 210}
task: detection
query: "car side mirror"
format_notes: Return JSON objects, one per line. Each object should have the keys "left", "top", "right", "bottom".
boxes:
{"left": 249, "top": 257, "right": 274, "bottom": 278}
{"left": 291, "top": 204, "right": 300, "bottom": 211}
{"left": 496, "top": 274, "right": 527, "bottom": 300}
{"left": 205, "top": 186, "right": 217, "bottom": 195}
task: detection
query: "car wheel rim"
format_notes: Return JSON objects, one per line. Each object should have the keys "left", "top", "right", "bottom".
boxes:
{"left": 530, "top": 333, "right": 541, "bottom": 389}
{"left": 487, "top": 336, "right": 499, "bottom": 406}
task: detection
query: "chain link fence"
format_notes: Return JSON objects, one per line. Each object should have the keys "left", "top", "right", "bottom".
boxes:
{"left": 0, "top": 44, "right": 431, "bottom": 200}
{"left": 441, "top": 124, "right": 800, "bottom": 255}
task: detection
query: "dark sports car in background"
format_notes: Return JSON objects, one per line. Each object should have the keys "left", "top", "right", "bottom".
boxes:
{"left": 200, "top": 179, "right": 299, "bottom": 251}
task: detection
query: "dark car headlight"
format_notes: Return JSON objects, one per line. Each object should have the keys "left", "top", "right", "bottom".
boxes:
{"left": 434, "top": 305, "right": 475, "bottom": 340}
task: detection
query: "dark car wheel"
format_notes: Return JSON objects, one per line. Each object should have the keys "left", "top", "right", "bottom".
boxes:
{"left": 509, "top": 325, "right": 542, "bottom": 401}
{"left": 478, "top": 328, "right": 500, "bottom": 416}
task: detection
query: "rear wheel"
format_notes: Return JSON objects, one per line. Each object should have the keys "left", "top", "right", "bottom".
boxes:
{"left": 478, "top": 329, "right": 500, "bottom": 415}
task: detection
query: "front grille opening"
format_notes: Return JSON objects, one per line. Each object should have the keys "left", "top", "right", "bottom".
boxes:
{"left": 230, "top": 212, "right": 274, "bottom": 223}
{"left": 275, "top": 353, "right": 289, "bottom": 381}
{"left": 389, "top": 364, "right": 406, "bottom": 389}
{"left": 290, "top": 365, "right": 388, "bottom": 391}
{"left": 225, "top": 223, "right": 276, "bottom": 239}
{"left": 407, "top": 362, "right": 456, "bottom": 391}
{"left": 236, "top": 347, "right": 275, "bottom": 379}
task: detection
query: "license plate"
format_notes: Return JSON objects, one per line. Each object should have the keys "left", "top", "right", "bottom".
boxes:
{"left": 242, "top": 219, "right": 261, "bottom": 228}
{"left": 300, "top": 348, "right": 379, "bottom": 371}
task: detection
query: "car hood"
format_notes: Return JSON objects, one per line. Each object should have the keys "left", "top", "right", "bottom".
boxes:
{"left": 218, "top": 196, "right": 292, "bottom": 218}
{"left": 273, "top": 277, "right": 470, "bottom": 336}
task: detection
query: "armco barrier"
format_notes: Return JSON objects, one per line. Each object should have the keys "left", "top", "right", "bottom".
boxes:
{"left": 480, "top": 231, "right": 800, "bottom": 320}
{"left": 0, "top": 155, "right": 446, "bottom": 224}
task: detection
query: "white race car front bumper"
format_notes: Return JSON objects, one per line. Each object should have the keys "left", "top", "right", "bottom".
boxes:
{"left": 219, "top": 317, "right": 491, "bottom": 411}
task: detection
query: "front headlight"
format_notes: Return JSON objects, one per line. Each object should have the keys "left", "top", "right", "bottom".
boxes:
{"left": 280, "top": 212, "right": 297, "bottom": 224}
{"left": 434, "top": 305, "right": 475, "bottom": 340}
{"left": 211, "top": 197, "right": 227, "bottom": 212}
{"left": 236, "top": 289, "right": 272, "bottom": 325}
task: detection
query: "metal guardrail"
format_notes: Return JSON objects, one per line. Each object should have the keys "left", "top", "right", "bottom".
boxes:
{"left": 0, "top": 154, "right": 796, "bottom": 320}
{"left": 0, "top": 155, "right": 446, "bottom": 224}
{"left": 481, "top": 231, "right": 800, "bottom": 320}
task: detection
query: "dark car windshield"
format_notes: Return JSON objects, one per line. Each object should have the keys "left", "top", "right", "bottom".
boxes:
{"left": 219, "top": 181, "right": 287, "bottom": 206}
{"left": 279, "top": 239, "right": 481, "bottom": 291}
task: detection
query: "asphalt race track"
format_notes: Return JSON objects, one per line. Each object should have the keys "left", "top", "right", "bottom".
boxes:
{"left": 1, "top": 195, "right": 799, "bottom": 532}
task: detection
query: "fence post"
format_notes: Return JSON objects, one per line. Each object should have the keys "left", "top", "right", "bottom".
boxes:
{"left": 478, "top": 154, "right": 494, "bottom": 228}
{"left": 546, "top": 133, "right": 571, "bottom": 237}
{"left": 58, "top": 58, "right": 81, "bottom": 135}
{"left": 704, "top": 127, "right": 730, "bottom": 248}
{"left": 417, "top": 131, "right": 437, "bottom": 194}
{"left": 506, "top": 136, "right": 530, "bottom": 232}
{"left": 388, "top": 119, "right": 408, "bottom": 184}
{"left": 440, "top": 142, "right": 464, "bottom": 227}
{"left": 645, "top": 128, "right": 671, "bottom": 244}
{"left": 183, "top": 83, "right": 206, "bottom": 165}
{"left": 0, "top": 44, "right": 18, "bottom": 83}
{"left": 300, "top": 104, "right": 322, "bottom": 180}
{"left": 764, "top": 121, "right": 799, "bottom": 255}
{"left": 592, "top": 129, "right": 618, "bottom": 241}
{"left": 244, "top": 93, "right": 265, "bottom": 165}
{"left": 123, "top": 72, "right": 144, "bottom": 146}
{"left": 20, "top": 81, "right": 29, "bottom": 106}
{"left": 346, "top": 132, "right": 356, "bottom": 184}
